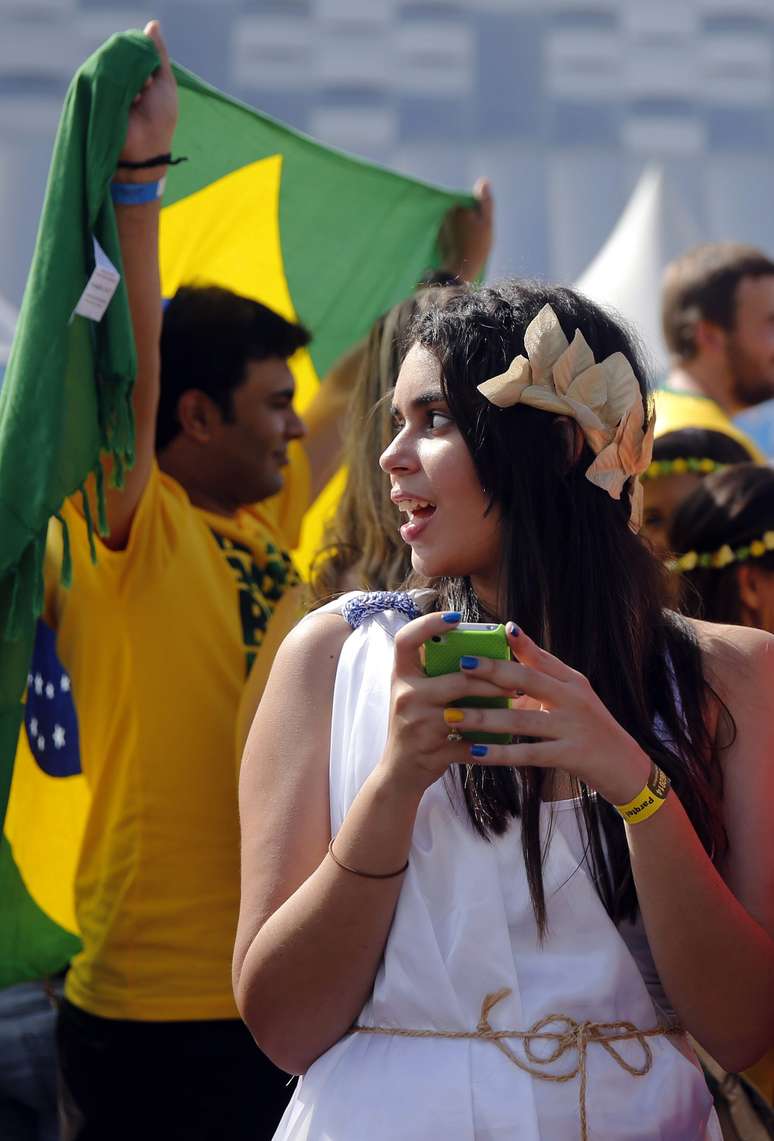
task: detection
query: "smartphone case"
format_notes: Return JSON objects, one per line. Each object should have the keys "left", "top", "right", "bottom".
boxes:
{"left": 424, "top": 624, "right": 511, "bottom": 745}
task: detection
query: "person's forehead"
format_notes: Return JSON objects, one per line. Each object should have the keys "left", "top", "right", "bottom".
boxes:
{"left": 735, "top": 274, "right": 774, "bottom": 316}
{"left": 243, "top": 356, "right": 295, "bottom": 393}
{"left": 645, "top": 472, "right": 701, "bottom": 512}
{"left": 394, "top": 343, "right": 443, "bottom": 403}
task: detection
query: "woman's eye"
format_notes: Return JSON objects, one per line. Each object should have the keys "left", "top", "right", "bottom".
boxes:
{"left": 428, "top": 411, "right": 452, "bottom": 430}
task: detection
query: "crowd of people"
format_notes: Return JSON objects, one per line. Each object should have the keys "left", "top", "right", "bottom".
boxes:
{"left": 1, "top": 19, "right": 773, "bottom": 1141}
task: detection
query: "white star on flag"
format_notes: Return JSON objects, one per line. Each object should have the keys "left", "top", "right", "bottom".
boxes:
{"left": 34, "top": 674, "right": 43, "bottom": 695}
{"left": 45, "top": 683, "right": 55, "bottom": 699}
{"left": 30, "top": 718, "right": 38, "bottom": 737}
{"left": 60, "top": 675, "right": 71, "bottom": 693}
{"left": 52, "top": 725, "right": 66, "bottom": 749}
{"left": 37, "top": 736, "right": 45, "bottom": 751}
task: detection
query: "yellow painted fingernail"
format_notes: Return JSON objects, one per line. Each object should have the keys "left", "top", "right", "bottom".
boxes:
{"left": 444, "top": 708, "right": 465, "bottom": 724}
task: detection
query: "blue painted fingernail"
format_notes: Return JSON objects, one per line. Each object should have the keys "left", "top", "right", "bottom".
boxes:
{"left": 470, "top": 744, "right": 488, "bottom": 758}
{"left": 443, "top": 611, "right": 462, "bottom": 623}
{"left": 460, "top": 656, "right": 479, "bottom": 669}
{"left": 507, "top": 622, "right": 520, "bottom": 637}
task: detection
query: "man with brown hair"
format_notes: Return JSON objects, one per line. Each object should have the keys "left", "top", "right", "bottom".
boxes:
{"left": 656, "top": 242, "right": 774, "bottom": 459}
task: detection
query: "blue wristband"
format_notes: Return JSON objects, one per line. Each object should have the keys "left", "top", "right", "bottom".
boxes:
{"left": 110, "top": 177, "right": 166, "bottom": 206}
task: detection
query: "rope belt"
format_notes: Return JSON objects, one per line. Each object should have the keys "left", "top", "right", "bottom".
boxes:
{"left": 351, "top": 988, "right": 682, "bottom": 1141}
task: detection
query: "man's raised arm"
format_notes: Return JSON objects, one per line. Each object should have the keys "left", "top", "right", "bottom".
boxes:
{"left": 99, "top": 20, "right": 177, "bottom": 550}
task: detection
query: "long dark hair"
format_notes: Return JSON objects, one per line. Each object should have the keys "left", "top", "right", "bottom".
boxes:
{"left": 410, "top": 282, "right": 727, "bottom": 933}
{"left": 669, "top": 463, "right": 774, "bottom": 624}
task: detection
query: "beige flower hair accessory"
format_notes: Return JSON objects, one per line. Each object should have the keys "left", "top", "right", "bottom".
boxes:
{"left": 477, "top": 303, "right": 655, "bottom": 528}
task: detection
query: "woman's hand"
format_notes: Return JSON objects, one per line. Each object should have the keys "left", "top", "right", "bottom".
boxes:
{"left": 379, "top": 610, "right": 512, "bottom": 795}
{"left": 381, "top": 614, "right": 651, "bottom": 806}
{"left": 118, "top": 20, "right": 178, "bottom": 173}
{"left": 455, "top": 623, "right": 651, "bottom": 806}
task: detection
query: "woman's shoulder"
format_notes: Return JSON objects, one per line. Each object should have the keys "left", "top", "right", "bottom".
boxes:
{"left": 278, "top": 602, "right": 352, "bottom": 669}
{"left": 683, "top": 615, "right": 774, "bottom": 740}
{"left": 273, "top": 593, "right": 436, "bottom": 698}
{"left": 686, "top": 616, "right": 774, "bottom": 683}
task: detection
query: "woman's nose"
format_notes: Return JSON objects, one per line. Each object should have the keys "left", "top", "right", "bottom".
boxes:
{"left": 379, "top": 429, "right": 414, "bottom": 473}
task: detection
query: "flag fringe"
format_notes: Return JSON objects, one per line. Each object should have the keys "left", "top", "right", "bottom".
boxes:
{"left": 97, "top": 373, "right": 135, "bottom": 494}
{"left": 79, "top": 488, "right": 97, "bottom": 566}
{"left": 53, "top": 512, "right": 72, "bottom": 588}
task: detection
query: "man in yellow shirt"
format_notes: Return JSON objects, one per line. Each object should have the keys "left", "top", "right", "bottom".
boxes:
{"left": 48, "top": 23, "right": 312, "bottom": 1140}
{"left": 658, "top": 240, "right": 774, "bottom": 460}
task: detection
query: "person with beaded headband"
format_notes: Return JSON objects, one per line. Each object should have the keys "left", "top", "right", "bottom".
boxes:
{"left": 669, "top": 464, "right": 774, "bottom": 632}
{"left": 641, "top": 427, "right": 752, "bottom": 563}
{"left": 235, "top": 282, "right": 773, "bottom": 1141}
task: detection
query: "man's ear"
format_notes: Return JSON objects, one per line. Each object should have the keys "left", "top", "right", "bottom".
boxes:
{"left": 694, "top": 318, "right": 727, "bottom": 356}
{"left": 175, "top": 390, "right": 222, "bottom": 444}
{"left": 737, "top": 562, "right": 762, "bottom": 622}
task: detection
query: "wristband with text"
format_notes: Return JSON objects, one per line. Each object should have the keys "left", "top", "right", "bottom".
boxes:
{"left": 614, "top": 763, "right": 671, "bottom": 824}
{"left": 110, "top": 177, "right": 166, "bottom": 206}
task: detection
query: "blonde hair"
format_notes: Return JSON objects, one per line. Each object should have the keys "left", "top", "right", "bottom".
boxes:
{"left": 312, "top": 285, "right": 462, "bottom": 600}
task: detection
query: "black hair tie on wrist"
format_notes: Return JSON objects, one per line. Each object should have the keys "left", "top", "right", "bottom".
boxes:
{"left": 116, "top": 153, "right": 188, "bottom": 170}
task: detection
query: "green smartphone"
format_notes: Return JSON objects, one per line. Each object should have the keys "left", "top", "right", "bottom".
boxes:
{"left": 423, "top": 622, "right": 512, "bottom": 745}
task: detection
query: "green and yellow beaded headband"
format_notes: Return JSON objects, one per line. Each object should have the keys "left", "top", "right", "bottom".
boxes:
{"left": 669, "top": 530, "right": 774, "bottom": 573}
{"left": 643, "top": 458, "right": 727, "bottom": 481}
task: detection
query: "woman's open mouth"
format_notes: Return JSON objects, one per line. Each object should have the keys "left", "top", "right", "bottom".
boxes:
{"left": 397, "top": 498, "right": 437, "bottom": 542}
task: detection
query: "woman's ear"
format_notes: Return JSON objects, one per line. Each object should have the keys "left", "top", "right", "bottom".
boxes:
{"left": 737, "top": 562, "right": 762, "bottom": 624}
{"left": 553, "top": 416, "right": 585, "bottom": 470}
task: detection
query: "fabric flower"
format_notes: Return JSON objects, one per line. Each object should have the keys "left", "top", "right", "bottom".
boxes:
{"left": 477, "top": 304, "right": 654, "bottom": 527}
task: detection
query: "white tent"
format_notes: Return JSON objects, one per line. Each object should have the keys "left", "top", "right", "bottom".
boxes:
{"left": 575, "top": 166, "right": 700, "bottom": 379}
{"left": 0, "top": 291, "right": 17, "bottom": 368}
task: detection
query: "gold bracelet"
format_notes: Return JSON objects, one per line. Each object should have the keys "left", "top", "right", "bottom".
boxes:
{"left": 614, "top": 763, "right": 671, "bottom": 824}
{"left": 327, "top": 839, "right": 408, "bottom": 880}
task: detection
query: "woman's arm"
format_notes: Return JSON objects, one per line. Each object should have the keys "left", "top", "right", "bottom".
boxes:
{"left": 626, "top": 623, "right": 774, "bottom": 1071}
{"left": 233, "top": 608, "right": 506, "bottom": 1074}
{"left": 454, "top": 621, "right": 774, "bottom": 1072}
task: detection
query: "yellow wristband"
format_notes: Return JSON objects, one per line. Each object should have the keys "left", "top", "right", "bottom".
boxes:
{"left": 614, "top": 764, "right": 671, "bottom": 824}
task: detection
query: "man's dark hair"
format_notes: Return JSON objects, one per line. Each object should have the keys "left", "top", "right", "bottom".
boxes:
{"left": 662, "top": 242, "right": 774, "bottom": 361}
{"left": 157, "top": 285, "right": 311, "bottom": 449}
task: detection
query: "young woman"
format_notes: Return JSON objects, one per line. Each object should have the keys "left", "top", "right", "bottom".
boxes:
{"left": 641, "top": 428, "right": 751, "bottom": 563}
{"left": 234, "top": 282, "right": 774, "bottom": 1140}
{"left": 669, "top": 462, "right": 774, "bottom": 631}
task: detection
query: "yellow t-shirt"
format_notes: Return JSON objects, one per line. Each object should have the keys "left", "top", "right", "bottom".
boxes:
{"left": 653, "top": 389, "right": 764, "bottom": 461}
{"left": 43, "top": 453, "right": 307, "bottom": 1021}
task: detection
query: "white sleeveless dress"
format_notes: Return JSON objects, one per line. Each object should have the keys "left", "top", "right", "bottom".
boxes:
{"left": 273, "top": 595, "right": 721, "bottom": 1140}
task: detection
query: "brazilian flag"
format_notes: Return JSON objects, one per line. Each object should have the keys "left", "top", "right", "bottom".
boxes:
{"left": 0, "top": 31, "right": 468, "bottom": 985}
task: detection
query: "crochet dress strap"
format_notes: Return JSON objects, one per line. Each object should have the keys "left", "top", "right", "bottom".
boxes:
{"left": 341, "top": 590, "right": 422, "bottom": 629}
